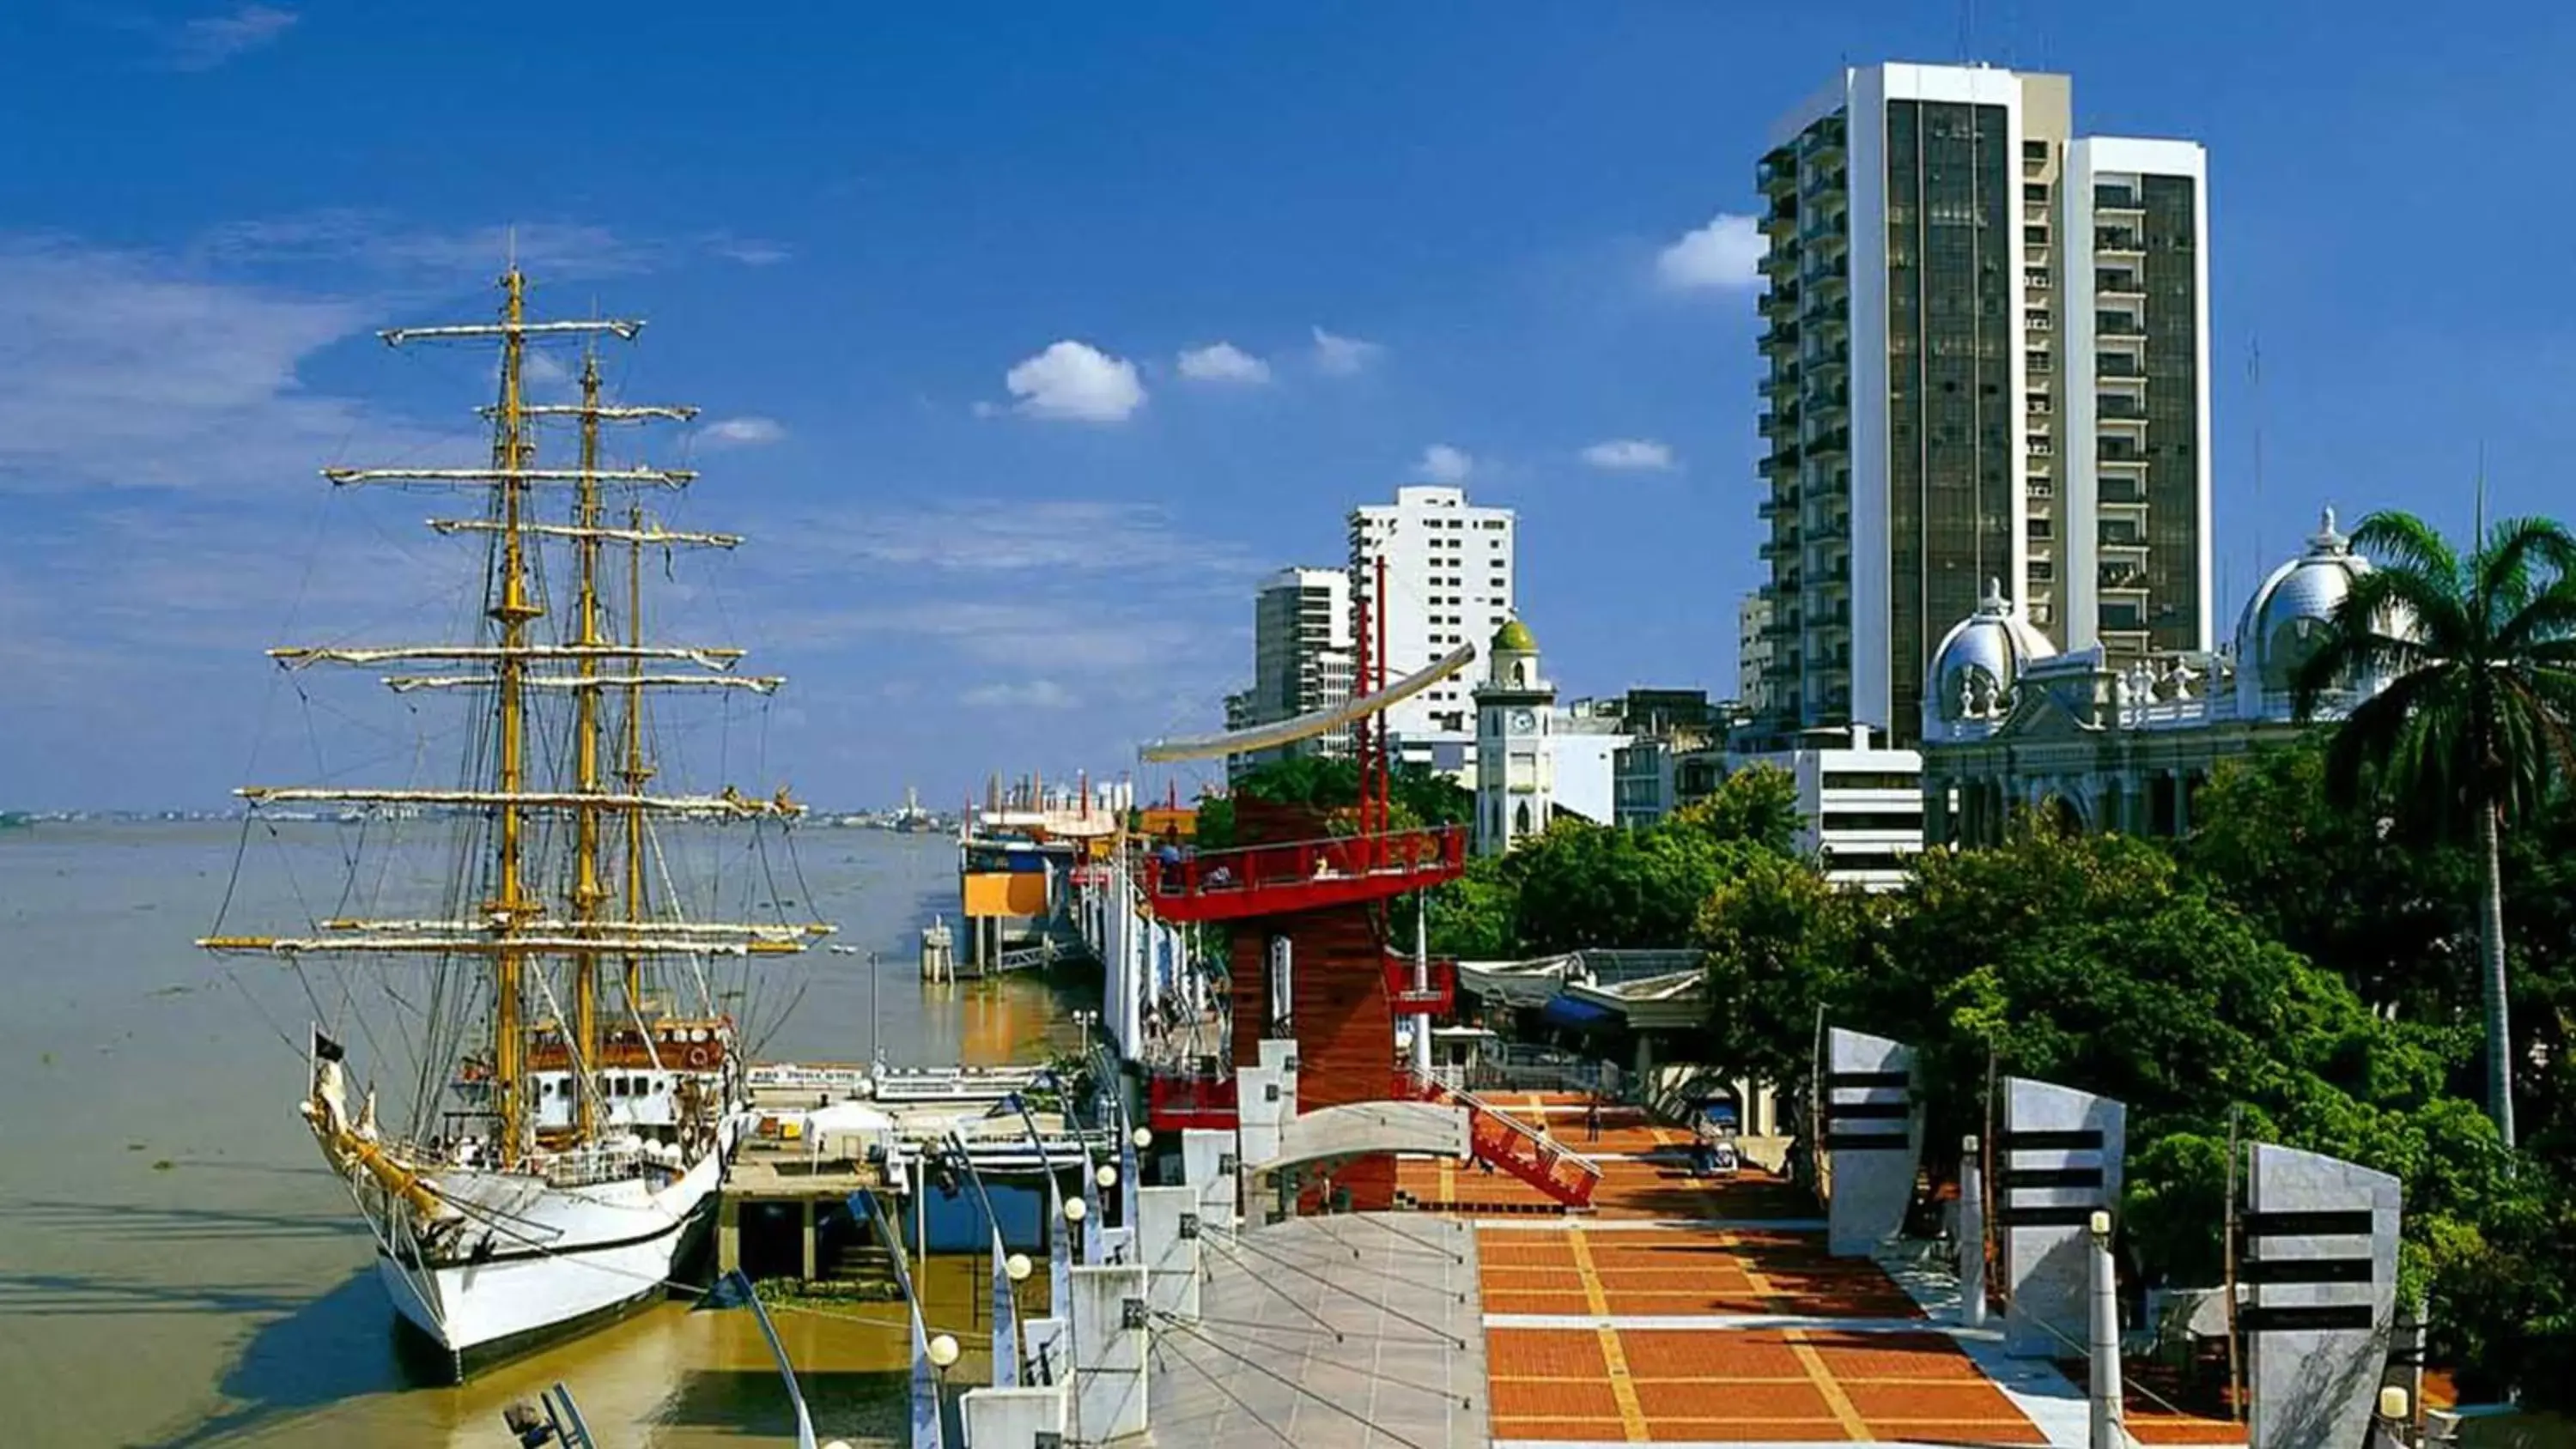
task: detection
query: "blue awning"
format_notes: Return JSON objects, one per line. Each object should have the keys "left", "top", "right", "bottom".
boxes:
{"left": 1539, "top": 994, "right": 1620, "bottom": 1032}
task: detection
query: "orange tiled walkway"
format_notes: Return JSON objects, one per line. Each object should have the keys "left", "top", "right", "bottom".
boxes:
{"left": 1405, "top": 1093, "right": 2243, "bottom": 1446}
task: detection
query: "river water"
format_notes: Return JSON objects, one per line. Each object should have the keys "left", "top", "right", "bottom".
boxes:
{"left": 0, "top": 821, "right": 1091, "bottom": 1447}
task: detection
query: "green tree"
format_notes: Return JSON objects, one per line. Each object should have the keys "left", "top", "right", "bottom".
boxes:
{"left": 2295, "top": 509, "right": 2576, "bottom": 1149}
{"left": 1512, "top": 819, "right": 1765, "bottom": 954}
{"left": 2185, "top": 740, "right": 2478, "bottom": 1022}
{"left": 1426, "top": 852, "right": 1520, "bottom": 959}
{"left": 1669, "top": 764, "right": 1802, "bottom": 855}
{"left": 1696, "top": 849, "right": 1875, "bottom": 1091}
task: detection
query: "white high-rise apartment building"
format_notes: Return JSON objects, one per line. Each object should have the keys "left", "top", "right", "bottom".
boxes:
{"left": 1753, "top": 62, "right": 2210, "bottom": 745}
{"left": 1349, "top": 484, "right": 1516, "bottom": 767}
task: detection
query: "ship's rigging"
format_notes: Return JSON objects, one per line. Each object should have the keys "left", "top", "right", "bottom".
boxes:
{"left": 202, "top": 268, "right": 832, "bottom": 1171}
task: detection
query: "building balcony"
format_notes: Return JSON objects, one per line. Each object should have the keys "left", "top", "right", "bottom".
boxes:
{"left": 2096, "top": 229, "right": 2146, "bottom": 256}
{"left": 1767, "top": 444, "right": 1802, "bottom": 470}
{"left": 1810, "top": 512, "right": 1852, "bottom": 540}
{"left": 2100, "top": 478, "right": 2149, "bottom": 506}
{"left": 1760, "top": 155, "right": 1798, "bottom": 194}
{"left": 2093, "top": 187, "right": 2145, "bottom": 215}
{"left": 2096, "top": 270, "right": 2145, "bottom": 299}
{"left": 2098, "top": 356, "right": 2146, "bottom": 379}
{"left": 2097, "top": 315, "right": 2148, "bottom": 340}
{"left": 1806, "top": 119, "right": 1845, "bottom": 164}
{"left": 1808, "top": 426, "right": 1850, "bottom": 457}
{"left": 1758, "top": 322, "right": 1801, "bottom": 350}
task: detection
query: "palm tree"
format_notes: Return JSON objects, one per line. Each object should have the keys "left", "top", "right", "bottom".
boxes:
{"left": 2294, "top": 509, "right": 2576, "bottom": 1150}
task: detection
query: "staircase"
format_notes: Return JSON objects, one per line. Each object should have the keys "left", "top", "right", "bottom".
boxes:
{"left": 1397, "top": 1070, "right": 1602, "bottom": 1210}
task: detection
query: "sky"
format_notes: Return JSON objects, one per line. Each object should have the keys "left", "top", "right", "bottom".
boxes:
{"left": 5, "top": 1, "right": 2576, "bottom": 813}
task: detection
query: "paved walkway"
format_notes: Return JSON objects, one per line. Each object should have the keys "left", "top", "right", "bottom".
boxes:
{"left": 1400, "top": 1095, "right": 2245, "bottom": 1448}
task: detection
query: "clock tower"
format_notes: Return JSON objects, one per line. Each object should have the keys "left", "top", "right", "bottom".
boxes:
{"left": 1473, "top": 616, "right": 1557, "bottom": 856}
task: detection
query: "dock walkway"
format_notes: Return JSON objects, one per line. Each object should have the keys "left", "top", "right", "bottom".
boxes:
{"left": 1393, "top": 1094, "right": 2245, "bottom": 1447}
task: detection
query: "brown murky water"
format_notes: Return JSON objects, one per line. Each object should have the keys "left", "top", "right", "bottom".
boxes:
{"left": 0, "top": 822, "right": 1085, "bottom": 1447}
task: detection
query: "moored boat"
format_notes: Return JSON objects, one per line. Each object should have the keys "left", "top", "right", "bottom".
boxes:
{"left": 201, "top": 269, "right": 831, "bottom": 1374}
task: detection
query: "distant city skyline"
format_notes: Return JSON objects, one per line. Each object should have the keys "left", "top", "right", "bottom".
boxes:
{"left": 5, "top": 4, "right": 2570, "bottom": 809}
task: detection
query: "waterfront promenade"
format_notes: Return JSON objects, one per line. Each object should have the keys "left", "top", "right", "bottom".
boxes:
{"left": 1394, "top": 1096, "right": 2245, "bottom": 1448}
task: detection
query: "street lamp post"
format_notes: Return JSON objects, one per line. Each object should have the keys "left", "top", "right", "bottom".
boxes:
{"left": 1072, "top": 1008, "right": 1098, "bottom": 1058}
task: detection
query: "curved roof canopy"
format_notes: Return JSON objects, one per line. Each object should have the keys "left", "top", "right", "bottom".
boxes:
{"left": 1139, "top": 643, "right": 1478, "bottom": 763}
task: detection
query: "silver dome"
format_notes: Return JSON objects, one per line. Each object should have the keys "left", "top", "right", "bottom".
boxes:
{"left": 1927, "top": 579, "right": 2057, "bottom": 733}
{"left": 2237, "top": 508, "right": 2372, "bottom": 697}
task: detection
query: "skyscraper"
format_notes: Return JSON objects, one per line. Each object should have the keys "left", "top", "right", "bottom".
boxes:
{"left": 1251, "top": 567, "right": 1356, "bottom": 724}
{"left": 1753, "top": 62, "right": 2209, "bottom": 744}
{"left": 1349, "top": 484, "right": 1516, "bottom": 767}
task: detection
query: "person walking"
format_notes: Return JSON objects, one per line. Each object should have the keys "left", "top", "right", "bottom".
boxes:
{"left": 1585, "top": 1093, "right": 1603, "bottom": 1143}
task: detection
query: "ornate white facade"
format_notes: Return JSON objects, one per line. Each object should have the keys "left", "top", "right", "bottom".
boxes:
{"left": 1922, "top": 510, "right": 2392, "bottom": 843}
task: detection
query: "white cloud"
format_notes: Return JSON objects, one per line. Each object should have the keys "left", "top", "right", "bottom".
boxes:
{"left": 1003, "top": 340, "right": 1147, "bottom": 423}
{"left": 1415, "top": 444, "right": 1473, "bottom": 484}
{"left": 1656, "top": 213, "right": 1766, "bottom": 291}
{"left": 961, "top": 680, "right": 1080, "bottom": 711}
{"left": 1581, "top": 438, "right": 1678, "bottom": 472}
{"left": 162, "top": 5, "right": 296, "bottom": 71}
{"left": 1176, "top": 342, "right": 1271, "bottom": 385}
{"left": 0, "top": 237, "right": 471, "bottom": 494}
{"left": 194, "top": 210, "right": 771, "bottom": 282}
{"left": 759, "top": 500, "right": 1261, "bottom": 585}
{"left": 696, "top": 416, "right": 787, "bottom": 450}
{"left": 1309, "top": 325, "right": 1384, "bottom": 377}
{"left": 702, "top": 234, "right": 792, "bottom": 267}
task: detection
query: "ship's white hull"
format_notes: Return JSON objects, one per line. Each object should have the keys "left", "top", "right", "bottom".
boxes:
{"left": 370, "top": 1128, "right": 728, "bottom": 1370}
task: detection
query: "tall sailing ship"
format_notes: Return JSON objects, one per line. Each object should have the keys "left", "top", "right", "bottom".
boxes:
{"left": 201, "top": 270, "right": 830, "bottom": 1371}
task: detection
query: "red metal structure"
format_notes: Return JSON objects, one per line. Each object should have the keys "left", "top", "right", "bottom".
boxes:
{"left": 1395, "top": 1067, "right": 1603, "bottom": 1210}
{"left": 1133, "top": 561, "right": 1596, "bottom": 1210}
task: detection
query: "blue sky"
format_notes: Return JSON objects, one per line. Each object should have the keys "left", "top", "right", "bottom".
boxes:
{"left": 5, "top": 1, "right": 2574, "bottom": 811}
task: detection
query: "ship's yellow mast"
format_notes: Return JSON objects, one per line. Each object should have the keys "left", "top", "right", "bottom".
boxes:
{"left": 490, "top": 268, "right": 541, "bottom": 1168}
{"left": 622, "top": 500, "right": 653, "bottom": 1017}
{"left": 570, "top": 351, "right": 608, "bottom": 1142}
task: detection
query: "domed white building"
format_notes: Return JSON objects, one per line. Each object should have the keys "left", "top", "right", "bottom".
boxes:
{"left": 1921, "top": 506, "right": 2394, "bottom": 845}
{"left": 2234, "top": 507, "right": 2385, "bottom": 718}
{"left": 1923, "top": 579, "right": 2061, "bottom": 742}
